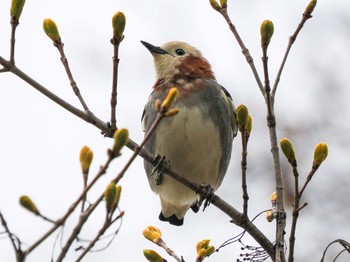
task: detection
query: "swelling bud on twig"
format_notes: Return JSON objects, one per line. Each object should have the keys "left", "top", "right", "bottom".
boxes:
{"left": 114, "top": 185, "right": 122, "bottom": 209}
{"left": 143, "top": 249, "right": 165, "bottom": 262}
{"left": 196, "top": 239, "right": 215, "bottom": 259}
{"left": 143, "top": 226, "right": 162, "bottom": 243}
{"left": 209, "top": 0, "right": 222, "bottom": 12}
{"left": 236, "top": 104, "right": 249, "bottom": 129}
{"left": 247, "top": 115, "right": 253, "bottom": 135}
{"left": 280, "top": 138, "right": 296, "bottom": 164}
{"left": 220, "top": 0, "right": 228, "bottom": 8}
{"left": 10, "top": 0, "right": 26, "bottom": 20}
{"left": 112, "top": 128, "right": 129, "bottom": 156}
{"left": 43, "top": 18, "right": 61, "bottom": 43}
{"left": 80, "top": 146, "right": 93, "bottom": 174}
{"left": 260, "top": 20, "right": 274, "bottom": 48}
{"left": 160, "top": 87, "right": 178, "bottom": 113}
{"left": 305, "top": 0, "right": 317, "bottom": 16}
{"left": 313, "top": 142, "right": 328, "bottom": 168}
{"left": 104, "top": 182, "right": 117, "bottom": 213}
{"left": 19, "top": 195, "right": 40, "bottom": 215}
{"left": 266, "top": 209, "right": 275, "bottom": 222}
{"left": 112, "top": 11, "right": 126, "bottom": 42}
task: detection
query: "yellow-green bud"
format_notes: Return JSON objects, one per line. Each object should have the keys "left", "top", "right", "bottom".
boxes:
{"left": 313, "top": 142, "right": 328, "bottom": 167}
{"left": 104, "top": 182, "right": 117, "bottom": 213}
{"left": 266, "top": 209, "right": 274, "bottom": 222}
{"left": 260, "top": 20, "right": 274, "bottom": 48}
{"left": 164, "top": 108, "right": 180, "bottom": 118}
{"left": 43, "top": 18, "right": 61, "bottom": 43}
{"left": 112, "top": 12, "right": 126, "bottom": 41}
{"left": 236, "top": 104, "right": 249, "bottom": 128}
{"left": 10, "top": 0, "right": 26, "bottom": 19}
{"left": 247, "top": 115, "right": 253, "bottom": 135}
{"left": 143, "top": 249, "right": 165, "bottom": 262}
{"left": 270, "top": 191, "right": 277, "bottom": 203}
{"left": 19, "top": 195, "right": 40, "bottom": 215}
{"left": 161, "top": 87, "right": 178, "bottom": 113}
{"left": 209, "top": 0, "right": 222, "bottom": 12}
{"left": 305, "top": 0, "right": 317, "bottom": 16}
{"left": 112, "top": 128, "right": 129, "bottom": 156}
{"left": 114, "top": 185, "right": 122, "bottom": 209}
{"left": 220, "top": 0, "right": 227, "bottom": 8}
{"left": 80, "top": 146, "right": 93, "bottom": 174}
{"left": 143, "top": 226, "right": 162, "bottom": 243}
{"left": 280, "top": 138, "right": 296, "bottom": 164}
{"left": 196, "top": 239, "right": 215, "bottom": 258}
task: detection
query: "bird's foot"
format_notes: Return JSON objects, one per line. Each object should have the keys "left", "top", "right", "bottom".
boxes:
{"left": 150, "top": 155, "right": 169, "bottom": 185}
{"left": 191, "top": 184, "right": 215, "bottom": 212}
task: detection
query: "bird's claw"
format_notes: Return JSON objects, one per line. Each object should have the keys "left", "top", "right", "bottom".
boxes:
{"left": 191, "top": 184, "right": 215, "bottom": 212}
{"left": 151, "top": 155, "right": 169, "bottom": 185}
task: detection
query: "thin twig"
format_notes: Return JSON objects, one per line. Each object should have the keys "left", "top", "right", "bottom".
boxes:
{"left": 55, "top": 42, "right": 91, "bottom": 112}
{"left": 110, "top": 38, "right": 120, "bottom": 129}
{"left": 262, "top": 43, "right": 286, "bottom": 262}
{"left": 219, "top": 8, "right": 265, "bottom": 96}
{"left": 10, "top": 17, "right": 19, "bottom": 64}
{"left": 0, "top": 211, "right": 26, "bottom": 262}
{"left": 157, "top": 239, "right": 182, "bottom": 262}
{"left": 271, "top": 12, "right": 314, "bottom": 100}
{"left": 75, "top": 212, "right": 124, "bottom": 262}
{"left": 288, "top": 161, "right": 299, "bottom": 262}
{"left": 240, "top": 128, "right": 249, "bottom": 217}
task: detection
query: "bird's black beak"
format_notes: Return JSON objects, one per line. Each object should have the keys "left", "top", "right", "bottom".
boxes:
{"left": 141, "top": 40, "right": 169, "bottom": 55}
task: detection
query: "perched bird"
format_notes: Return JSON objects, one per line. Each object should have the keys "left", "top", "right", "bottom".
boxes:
{"left": 141, "top": 40, "right": 237, "bottom": 226}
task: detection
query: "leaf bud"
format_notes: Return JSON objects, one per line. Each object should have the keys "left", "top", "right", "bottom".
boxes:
{"left": 143, "top": 226, "right": 162, "bottom": 243}
{"left": 19, "top": 195, "right": 40, "bottom": 215}
{"left": 260, "top": 20, "right": 274, "bottom": 48}
{"left": 220, "top": 0, "right": 227, "bottom": 8}
{"left": 280, "top": 138, "right": 296, "bottom": 164}
{"left": 143, "top": 249, "right": 165, "bottom": 262}
{"left": 209, "top": 0, "right": 222, "bottom": 12}
{"left": 80, "top": 146, "right": 93, "bottom": 175}
{"left": 112, "top": 128, "right": 129, "bottom": 157}
{"left": 160, "top": 87, "right": 178, "bottom": 113}
{"left": 313, "top": 142, "right": 328, "bottom": 168}
{"left": 112, "top": 11, "right": 126, "bottom": 42}
{"left": 305, "top": 0, "right": 317, "bottom": 16}
{"left": 196, "top": 239, "right": 215, "bottom": 258}
{"left": 10, "top": 0, "right": 26, "bottom": 20}
{"left": 43, "top": 18, "right": 61, "bottom": 43}
{"left": 266, "top": 209, "right": 275, "bottom": 222}
{"left": 104, "top": 182, "right": 117, "bottom": 213}
{"left": 247, "top": 115, "right": 253, "bottom": 135}
{"left": 236, "top": 104, "right": 249, "bottom": 129}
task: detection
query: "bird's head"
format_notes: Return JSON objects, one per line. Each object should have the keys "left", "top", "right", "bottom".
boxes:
{"left": 141, "top": 41, "right": 215, "bottom": 82}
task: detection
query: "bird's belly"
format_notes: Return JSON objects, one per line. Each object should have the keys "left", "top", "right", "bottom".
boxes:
{"left": 151, "top": 106, "right": 222, "bottom": 205}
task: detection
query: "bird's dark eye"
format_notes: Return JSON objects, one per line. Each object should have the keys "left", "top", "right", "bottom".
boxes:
{"left": 175, "top": 49, "right": 185, "bottom": 56}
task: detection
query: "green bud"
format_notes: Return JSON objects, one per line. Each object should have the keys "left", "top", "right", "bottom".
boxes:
{"left": 305, "top": 0, "right": 317, "bottom": 16}
{"left": 80, "top": 146, "right": 93, "bottom": 175}
{"left": 112, "top": 12, "right": 126, "bottom": 41}
{"left": 260, "top": 20, "right": 274, "bottom": 48}
{"left": 236, "top": 104, "right": 249, "bottom": 129}
{"left": 161, "top": 87, "right": 178, "bottom": 113}
{"left": 313, "top": 142, "right": 328, "bottom": 167}
{"left": 143, "top": 249, "right": 164, "bottom": 262}
{"left": 220, "top": 0, "right": 227, "bottom": 8}
{"left": 209, "top": 0, "right": 222, "bottom": 12}
{"left": 10, "top": 0, "right": 26, "bottom": 19}
{"left": 247, "top": 115, "right": 253, "bottom": 135}
{"left": 43, "top": 18, "right": 61, "bottom": 43}
{"left": 104, "top": 182, "right": 117, "bottom": 213}
{"left": 19, "top": 195, "right": 40, "bottom": 215}
{"left": 113, "top": 185, "right": 122, "bottom": 209}
{"left": 112, "top": 128, "right": 129, "bottom": 156}
{"left": 280, "top": 138, "right": 296, "bottom": 164}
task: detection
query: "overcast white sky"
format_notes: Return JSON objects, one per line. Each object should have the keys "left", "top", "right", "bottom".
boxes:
{"left": 1, "top": 1, "right": 350, "bottom": 261}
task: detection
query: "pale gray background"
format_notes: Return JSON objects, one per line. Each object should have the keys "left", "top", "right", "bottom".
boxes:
{"left": 1, "top": 0, "right": 350, "bottom": 261}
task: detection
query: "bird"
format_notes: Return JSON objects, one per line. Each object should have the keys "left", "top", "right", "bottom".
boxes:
{"left": 141, "top": 40, "right": 237, "bottom": 226}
